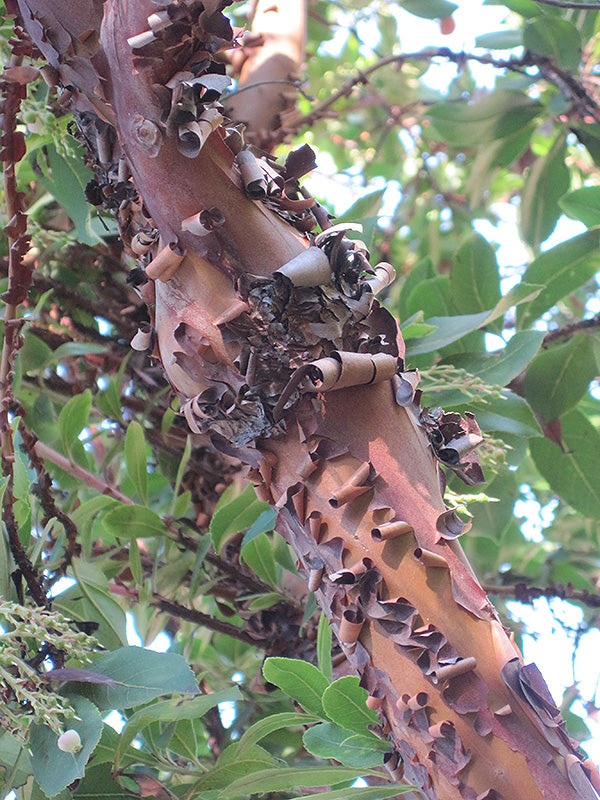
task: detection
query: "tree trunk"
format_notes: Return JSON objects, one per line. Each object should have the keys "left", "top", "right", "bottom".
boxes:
{"left": 15, "top": 1, "right": 600, "bottom": 798}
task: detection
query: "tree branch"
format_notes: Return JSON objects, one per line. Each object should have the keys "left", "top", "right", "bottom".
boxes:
{"left": 531, "top": 0, "right": 600, "bottom": 8}
{"left": 33, "top": 440, "right": 131, "bottom": 504}
{"left": 485, "top": 582, "right": 600, "bottom": 608}
{"left": 542, "top": 314, "right": 600, "bottom": 346}
{"left": 283, "top": 47, "right": 600, "bottom": 137}
{"left": 0, "top": 37, "right": 46, "bottom": 607}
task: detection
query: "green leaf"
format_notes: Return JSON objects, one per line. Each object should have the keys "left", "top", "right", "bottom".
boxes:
{"left": 194, "top": 743, "right": 281, "bottom": 791}
{"left": 0, "top": 732, "right": 31, "bottom": 789}
{"left": 19, "top": 332, "right": 52, "bottom": 373}
{"left": 406, "top": 275, "right": 452, "bottom": 319}
{"left": 524, "top": 334, "right": 597, "bottom": 422}
{"left": 102, "top": 503, "right": 168, "bottom": 539}
{"left": 451, "top": 233, "right": 500, "bottom": 315}
{"left": 128, "top": 537, "right": 142, "bottom": 586}
{"left": 172, "top": 434, "right": 192, "bottom": 502}
{"left": 237, "top": 711, "right": 320, "bottom": 757}
{"left": 247, "top": 592, "right": 281, "bottom": 610}
{"left": 303, "top": 722, "right": 387, "bottom": 768}
{"left": 400, "top": 0, "right": 457, "bottom": 18}
{"left": 472, "top": 390, "right": 542, "bottom": 437}
{"left": 484, "top": 0, "right": 551, "bottom": 17}
{"left": 35, "top": 143, "right": 99, "bottom": 245}
{"left": 172, "top": 489, "right": 192, "bottom": 519}
{"left": 531, "top": 409, "right": 600, "bottom": 518}
{"left": 400, "top": 318, "right": 437, "bottom": 341}
{"left": 73, "top": 764, "right": 134, "bottom": 799}
{"left": 519, "top": 135, "right": 569, "bottom": 250}
{"left": 218, "top": 765, "right": 377, "bottom": 798}
{"left": 263, "top": 657, "right": 329, "bottom": 716}
{"left": 210, "top": 484, "right": 270, "bottom": 552}
{"left": 559, "top": 186, "right": 600, "bottom": 227}
{"left": 475, "top": 30, "right": 523, "bottom": 49}
{"left": 517, "top": 229, "right": 600, "bottom": 327}
{"left": 486, "top": 282, "right": 543, "bottom": 323}
{"left": 524, "top": 17, "right": 581, "bottom": 71}
{"left": 317, "top": 613, "right": 333, "bottom": 681}
{"left": 449, "top": 330, "right": 545, "bottom": 387}
{"left": 54, "top": 558, "right": 127, "bottom": 650}
{"left": 406, "top": 283, "right": 542, "bottom": 356}
{"left": 398, "top": 257, "right": 434, "bottom": 322}
{"left": 58, "top": 390, "right": 92, "bottom": 457}
{"left": 242, "top": 507, "right": 277, "bottom": 547}
{"left": 427, "top": 90, "right": 542, "bottom": 147}
{"left": 50, "top": 342, "right": 107, "bottom": 364}
{"left": 115, "top": 687, "right": 240, "bottom": 767}
{"left": 74, "top": 646, "right": 199, "bottom": 711}
{"left": 322, "top": 676, "right": 379, "bottom": 734}
{"left": 405, "top": 310, "right": 490, "bottom": 356}
{"left": 286, "top": 788, "right": 413, "bottom": 800}
{"left": 241, "top": 533, "right": 278, "bottom": 586}
{"left": 124, "top": 421, "right": 147, "bottom": 504}
{"left": 30, "top": 695, "right": 103, "bottom": 797}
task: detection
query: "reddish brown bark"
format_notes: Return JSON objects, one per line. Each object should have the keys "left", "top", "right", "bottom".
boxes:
{"left": 225, "top": 0, "right": 306, "bottom": 150}
{"left": 15, "top": 1, "right": 600, "bottom": 798}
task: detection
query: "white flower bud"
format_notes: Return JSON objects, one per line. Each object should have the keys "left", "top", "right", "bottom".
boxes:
{"left": 57, "top": 729, "right": 82, "bottom": 754}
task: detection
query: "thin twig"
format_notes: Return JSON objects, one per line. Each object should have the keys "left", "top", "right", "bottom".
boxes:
{"left": 542, "top": 314, "right": 600, "bottom": 346}
{"left": 531, "top": 0, "right": 600, "bottom": 8}
{"left": 485, "top": 582, "right": 600, "bottom": 608}
{"left": 33, "top": 440, "right": 132, "bottom": 504}
{"left": 0, "top": 44, "right": 46, "bottom": 606}
{"left": 284, "top": 47, "right": 600, "bottom": 137}
{"left": 18, "top": 421, "right": 79, "bottom": 562}
{"left": 110, "top": 583, "right": 265, "bottom": 646}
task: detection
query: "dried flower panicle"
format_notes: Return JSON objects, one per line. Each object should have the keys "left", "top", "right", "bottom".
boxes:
{"left": 0, "top": 602, "right": 100, "bottom": 740}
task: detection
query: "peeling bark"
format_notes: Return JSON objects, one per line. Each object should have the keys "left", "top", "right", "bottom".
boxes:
{"left": 15, "top": 1, "right": 600, "bottom": 798}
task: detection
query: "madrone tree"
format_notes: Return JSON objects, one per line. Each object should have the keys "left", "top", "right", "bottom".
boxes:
{"left": 1, "top": 1, "right": 600, "bottom": 799}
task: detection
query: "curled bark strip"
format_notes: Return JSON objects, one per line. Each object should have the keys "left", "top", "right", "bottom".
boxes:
{"left": 130, "top": 323, "right": 154, "bottom": 351}
{"left": 307, "top": 351, "right": 398, "bottom": 393}
{"left": 432, "top": 656, "right": 477, "bottom": 684}
{"left": 436, "top": 509, "right": 468, "bottom": 540}
{"left": 493, "top": 704, "right": 513, "bottom": 717}
{"left": 131, "top": 229, "right": 159, "bottom": 255}
{"left": 307, "top": 511, "right": 325, "bottom": 542}
{"left": 392, "top": 370, "right": 420, "bottom": 407}
{"left": 366, "top": 690, "right": 384, "bottom": 710}
{"left": 399, "top": 692, "right": 430, "bottom": 711}
{"left": 582, "top": 759, "right": 600, "bottom": 794}
{"left": 147, "top": 11, "right": 171, "bottom": 31}
{"left": 308, "top": 566, "right": 324, "bottom": 592}
{"left": 371, "top": 520, "right": 414, "bottom": 541}
{"left": 339, "top": 605, "right": 364, "bottom": 645}
{"left": 414, "top": 547, "right": 450, "bottom": 569}
{"left": 274, "top": 246, "right": 332, "bottom": 287}
{"left": 363, "top": 261, "right": 396, "bottom": 295}
{"left": 428, "top": 720, "right": 455, "bottom": 739}
{"left": 564, "top": 754, "right": 599, "bottom": 799}
{"left": 127, "top": 29, "right": 156, "bottom": 49}
{"left": 329, "top": 460, "right": 374, "bottom": 508}
{"left": 213, "top": 299, "right": 250, "bottom": 326}
{"left": 383, "top": 751, "right": 404, "bottom": 781}
{"left": 182, "top": 206, "right": 226, "bottom": 237}
{"left": 177, "top": 108, "right": 223, "bottom": 158}
{"left": 145, "top": 242, "right": 185, "bottom": 281}
{"left": 236, "top": 149, "right": 267, "bottom": 197}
